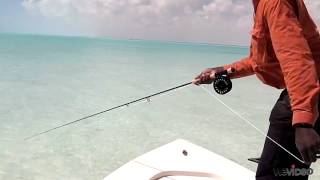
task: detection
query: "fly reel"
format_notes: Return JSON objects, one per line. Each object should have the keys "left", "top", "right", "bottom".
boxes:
{"left": 213, "top": 71, "right": 232, "bottom": 95}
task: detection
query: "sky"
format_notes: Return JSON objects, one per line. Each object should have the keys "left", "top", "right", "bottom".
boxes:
{"left": 0, "top": 0, "right": 319, "bottom": 45}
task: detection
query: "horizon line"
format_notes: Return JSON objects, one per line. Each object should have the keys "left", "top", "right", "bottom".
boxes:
{"left": 0, "top": 31, "right": 249, "bottom": 48}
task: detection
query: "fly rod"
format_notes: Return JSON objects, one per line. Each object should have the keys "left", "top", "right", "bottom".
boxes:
{"left": 24, "top": 82, "right": 192, "bottom": 140}
{"left": 24, "top": 69, "right": 234, "bottom": 141}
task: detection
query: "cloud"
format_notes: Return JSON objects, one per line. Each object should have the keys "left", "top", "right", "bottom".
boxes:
{"left": 22, "top": 0, "right": 320, "bottom": 45}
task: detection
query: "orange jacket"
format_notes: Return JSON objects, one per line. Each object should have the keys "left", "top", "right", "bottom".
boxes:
{"left": 224, "top": 0, "right": 320, "bottom": 126}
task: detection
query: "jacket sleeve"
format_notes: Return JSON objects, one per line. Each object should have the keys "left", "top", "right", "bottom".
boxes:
{"left": 264, "top": 0, "right": 320, "bottom": 125}
{"left": 223, "top": 56, "right": 255, "bottom": 79}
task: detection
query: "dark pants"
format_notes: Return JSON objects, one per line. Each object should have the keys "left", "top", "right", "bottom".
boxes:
{"left": 256, "top": 90, "right": 320, "bottom": 180}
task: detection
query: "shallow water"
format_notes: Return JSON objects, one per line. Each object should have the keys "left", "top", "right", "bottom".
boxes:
{"left": 0, "top": 33, "right": 319, "bottom": 179}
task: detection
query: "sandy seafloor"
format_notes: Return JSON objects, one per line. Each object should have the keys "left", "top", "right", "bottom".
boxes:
{"left": 0, "top": 33, "right": 319, "bottom": 179}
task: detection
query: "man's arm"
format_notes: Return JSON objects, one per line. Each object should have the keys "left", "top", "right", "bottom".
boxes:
{"left": 265, "top": 0, "right": 320, "bottom": 126}
{"left": 193, "top": 56, "right": 254, "bottom": 85}
{"left": 223, "top": 56, "right": 255, "bottom": 79}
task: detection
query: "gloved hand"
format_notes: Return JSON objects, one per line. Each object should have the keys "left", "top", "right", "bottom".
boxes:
{"left": 192, "top": 67, "right": 224, "bottom": 85}
{"left": 295, "top": 127, "right": 320, "bottom": 164}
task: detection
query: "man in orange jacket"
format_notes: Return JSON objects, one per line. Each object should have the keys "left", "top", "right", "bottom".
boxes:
{"left": 193, "top": 0, "right": 320, "bottom": 179}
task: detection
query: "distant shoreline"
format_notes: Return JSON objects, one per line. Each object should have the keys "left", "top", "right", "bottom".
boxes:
{"left": 0, "top": 32, "right": 249, "bottom": 48}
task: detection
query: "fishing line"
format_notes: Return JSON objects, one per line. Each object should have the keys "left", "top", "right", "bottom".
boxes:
{"left": 200, "top": 86, "right": 306, "bottom": 164}
{"left": 24, "top": 67, "right": 308, "bottom": 164}
{"left": 24, "top": 82, "right": 192, "bottom": 141}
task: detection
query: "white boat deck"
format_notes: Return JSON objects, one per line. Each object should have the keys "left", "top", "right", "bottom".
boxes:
{"left": 104, "top": 139, "right": 255, "bottom": 180}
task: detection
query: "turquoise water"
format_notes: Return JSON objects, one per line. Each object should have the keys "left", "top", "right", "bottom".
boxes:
{"left": 0, "top": 33, "right": 318, "bottom": 179}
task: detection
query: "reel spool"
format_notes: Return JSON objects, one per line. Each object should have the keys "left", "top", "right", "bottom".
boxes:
{"left": 213, "top": 72, "right": 232, "bottom": 95}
